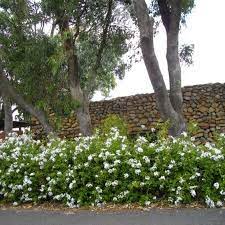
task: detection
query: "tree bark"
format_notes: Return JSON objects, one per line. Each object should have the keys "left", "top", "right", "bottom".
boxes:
{"left": 59, "top": 19, "right": 92, "bottom": 136}
{"left": 2, "top": 94, "right": 13, "bottom": 135}
{"left": 133, "top": 0, "right": 185, "bottom": 136}
{"left": 164, "top": 0, "right": 186, "bottom": 133}
{"left": 0, "top": 72, "right": 55, "bottom": 135}
{"left": 166, "top": 29, "right": 186, "bottom": 134}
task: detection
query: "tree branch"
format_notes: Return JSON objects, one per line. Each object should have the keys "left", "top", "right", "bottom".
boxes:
{"left": 0, "top": 65, "right": 55, "bottom": 135}
{"left": 133, "top": 0, "right": 186, "bottom": 136}
{"left": 86, "top": 0, "right": 113, "bottom": 95}
{"left": 157, "top": 0, "right": 171, "bottom": 32}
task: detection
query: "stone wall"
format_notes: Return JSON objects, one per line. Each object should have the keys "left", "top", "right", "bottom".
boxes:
{"left": 32, "top": 83, "right": 225, "bottom": 142}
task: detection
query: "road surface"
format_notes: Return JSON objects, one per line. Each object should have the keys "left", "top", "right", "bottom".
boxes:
{"left": 0, "top": 208, "right": 225, "bottom": 225}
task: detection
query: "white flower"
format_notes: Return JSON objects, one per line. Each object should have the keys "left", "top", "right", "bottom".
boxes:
{"left": 116, "top": 150, "right": 121, "bottom": 155}
{"left": 105, "top": 181, "right": 112, "bottom": 187}
{"left": 179, "top": 152, "right": 185, "bottom": 157}
{"left": 205, "top": 142, "right": 211, "bottom": 148}
{"left": 177, "top": 186, "right": 182, "bottom": 191}
{"left": 108, "top": 168, "right": 116, "bottom": 174}
{"left": 214, "top": 182, "right": 220, "bottom": 189}
{"left": 150, "top": 164, "right": 157, "bottom": 171}
{"left": 23, "top": 176, "right": 32, "bottom": 185}
{"left": 113, "top": 197, "right": 118, "bottom": 201}
{"left": 190, "top": 189, "right": 196, "bottom": 197}
{"left": 181, "top": 132, "right": 187, "bottom": 137}
{"left": 40, "top": 185, "right": 45, "bottom": 192}
{"left": 103, "top": 162, "right": 110, "bottom": 170}
{"left": 159, "top": 176, "right": 165, "bottom": 180}
{"left": 86, "top": 183, "right": 93, "bottom": 188}
{"left": 137, "top": 147, "right": 143, "bottom": 153}
{"left": 69, "top": 183, "right": 73, "bottom": 189}
{"left": 69, "top": 180, "right": 76, "bottom": 189}
{"left": 96, "top": 186, "right": 102, "bottom": 193}
{"left": 175, "top": 196, "right": 182, "bottom": 205}
{"left": 216, "top": 201, "right": 223, "bottom": 207}
{"left": 135, "top": 169, "right": 141, "bottom": 175}
{"left": 143, "top": 156, "right": 150, "bottom": 163}
{"left": 151, "top": 127, "right": 156, "bottom": 132}
{"left": 165, "top": 170, "right": 171, "bottom": 175}
{"left": 112, "top": 180, "right": 118, "bottom": 187}
{"left": 168, "top": 164, "right": 173, "bottom": 169}
{"left": 17, "top": 185, "right": 23, "bottom": 190}
{"left": 124, "top": 173, "right": 129, "bottom": 178}
{"left": 153, "top": 171, "right": 159, "bottom": 177}
{"left": 88, "top": 155, "right": 93, "bottom": 161}
{"left": 179, "top": 177, "right": 185, "bottom": 184}
{"left": 214, "top": 149, "right": 222, "bottom": 155}
{"left": 114, "top": 160, "right": 121, "bottom": 165}
{"left": 145, "top": 201, "right": 151, "bottom": 206}
{"left": 141, "top": 125, "right": 146, "bottom": 129}
{"left": 145, "top": 176, "right": 150, "bottom": 181}
{"left": 13, "top": 202, "right": 18, "bottom": 206}
{"left": 191, "top": 137, "right": 195, "bottom": 141}
{"left": 201, "top": 152, "right": 211, "bottom": 158}
{"left": 176, "top": 186, "right": 182, "bottom": 195}
{"left": 205, "top": 196, "right": 215, "bottom": 208}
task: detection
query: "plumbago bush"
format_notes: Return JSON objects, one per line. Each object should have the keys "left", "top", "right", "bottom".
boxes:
{"left": 0, "top": 129, "right": 225, "bottom": 208}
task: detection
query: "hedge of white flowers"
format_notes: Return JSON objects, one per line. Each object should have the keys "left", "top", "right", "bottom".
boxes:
{"left": 1, "top": 127, "right": 225, "bottom": 208}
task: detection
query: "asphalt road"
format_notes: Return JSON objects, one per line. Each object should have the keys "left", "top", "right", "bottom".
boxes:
{"left": 0, "top": 208, "right": 225, "bottom": 225}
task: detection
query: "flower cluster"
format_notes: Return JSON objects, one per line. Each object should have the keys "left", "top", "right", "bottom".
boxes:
{"left": 1, "top": 130, "right": 225, "bottom": 208}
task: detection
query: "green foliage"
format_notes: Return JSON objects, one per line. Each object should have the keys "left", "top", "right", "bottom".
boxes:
{"left": 0, "top": 0, "right": 135, "bottom": 127}
{"left": 0, "top": 0, "right": 74, "bottom": 121}
{"left": 179, "top": 44, "right": 195, "bottom": 67}
{"left": 155, "top": 120, "right": 170, "bottom": 139}
{"left": 187, "top": 121, "right": 199, "bottom": 135}
{"left": 181, "top": 0, "right": 195, "bottom": 22}
{"left": 150, "top": 0, "right": 195, "bottom": 25}
{"left": 98, "top": 115, "right": 128, "bottom": 136}
{"left": 1, "top": 130, "right": 225, "bottom": 208}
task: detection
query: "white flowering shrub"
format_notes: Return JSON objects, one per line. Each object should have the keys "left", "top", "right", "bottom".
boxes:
{"left": 1, "top": 130, "right": 225, "bottom": 208}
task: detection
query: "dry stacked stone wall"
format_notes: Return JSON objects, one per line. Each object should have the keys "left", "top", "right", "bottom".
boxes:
{"left": 32, "top": 83, "right": 225, "bottom": 142}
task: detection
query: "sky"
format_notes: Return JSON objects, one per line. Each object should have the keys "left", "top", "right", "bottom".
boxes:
{"left": 94, "top": 0, "right": 225, "bottom": 101}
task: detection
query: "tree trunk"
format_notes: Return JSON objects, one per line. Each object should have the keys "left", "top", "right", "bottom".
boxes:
{"left": 59, "top": 19, "right": 92, "bottom": 136}
{"left": 133, "top": 0, "right": 185, "bottom": 136}
{"left": 0, "top": 73, "right": 55, "bottom": 136}
{"left": 76, "top": 94, "right": 92, "bottom": 136}
{"left": 164, "top": 0, "right": 186, "bottom": 133}
{"left": 2, "top": 94, "right": 13, "bottom": 135}
{"left": 166, "top": 30, "right": 186, "bottom": 133}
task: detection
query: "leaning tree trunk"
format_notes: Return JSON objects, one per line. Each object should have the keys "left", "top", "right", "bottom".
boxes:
{"left": 59, "top": 20, "right": 92, "bottom": 136}
{"left": 0, "top": 72, "right": 55, "bottom": 135}
{"left": 2, "top": 94, "right": 13, "bottom": 135}
{"left": 133, "top": 0, "right": 185, "bottom": 136}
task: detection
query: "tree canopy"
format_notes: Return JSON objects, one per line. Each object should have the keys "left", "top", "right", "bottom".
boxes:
{"left": 0, "top": 0, "right": 135, "bottom": 135}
